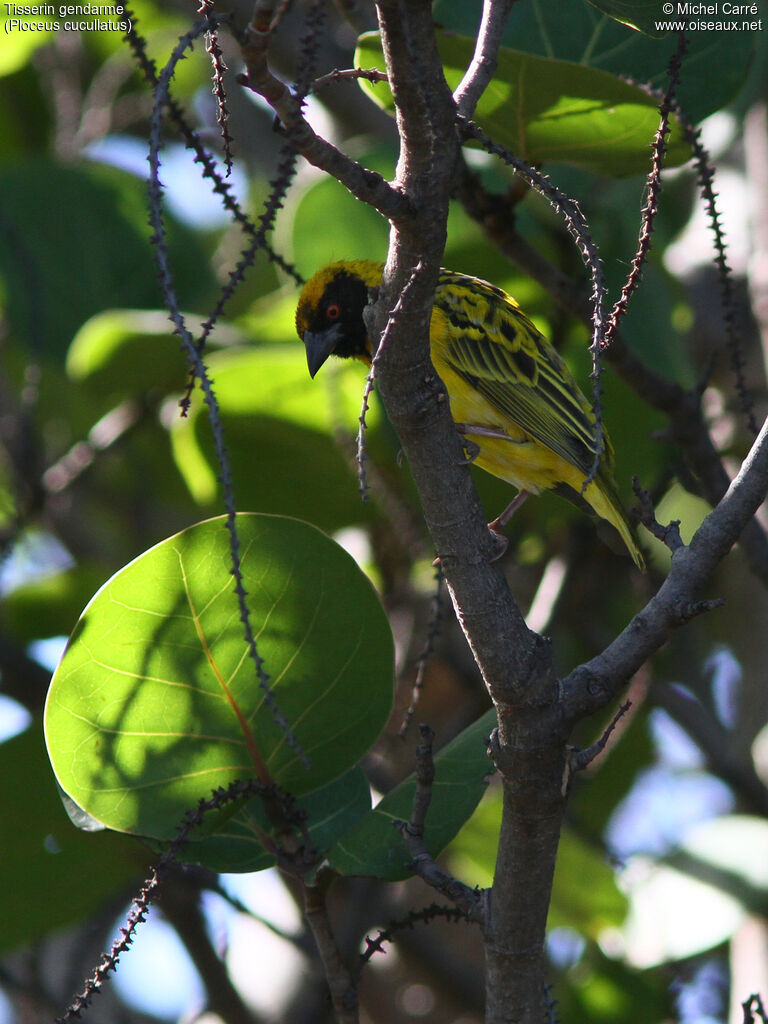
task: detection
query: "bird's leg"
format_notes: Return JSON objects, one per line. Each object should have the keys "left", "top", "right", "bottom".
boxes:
{"left": 489, "top": 490, "right": 530, "bottom": 532}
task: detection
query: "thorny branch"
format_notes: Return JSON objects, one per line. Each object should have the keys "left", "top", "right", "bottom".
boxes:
{"left": 199, "top": 0, "right": 236, "bottom": 175}
{"left": 604, "top": 31, "right": 687, "bottom": 344}
{"left": 360, "top": 903, "right": 473, "bottom": 964}
{"left": 395, "top": 726, "right": 485, "bottom": 922}
{"left": 563, "top": 411, "right": 768, "bottom": 721}
{"left": 123, "top": 5, "right": 301, "bottom": 284}
{"left": 239, "top": 0, "right": 411, "bottom": 221}
{"left": 147, "top": 16, "right": 303, "bottom": 760}
{"left": 56, "top": 780, "right": 293, "bottom": 1022}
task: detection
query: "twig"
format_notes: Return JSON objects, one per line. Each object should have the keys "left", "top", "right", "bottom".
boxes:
{"left": 122, "top": 5, "right": 301, "bottom": 283}
{"left": 147, "top": 20, "right": 304, "bottom": 762}
{"left": 239, "top": 9, "right": 411, "bottom": 222}
{"left": 632, "top": 477, "right": 684, "bottom": 552}
{"left": 679, "top": 111, "right": 759, "bottom": 435}
{"left": 198, "top": 0, "right": 235, "bottom": 176}
{"left": 394, "top": 725, "right": 485, "bottom": 921}
{"left": 360, "top": 903, "right": 473, "bottom": 965}
{"left": 569, "top": 700, "right": 631, "bottom": 772}
{"left": 399, "top": 562, "right": 445, "bottom": 737}
{"left": 453, "top": 0, "right": 517, "bottom": 118}
{"left": 563, "top": 410, "right": 768, "bottom": 721}
{"left": 304, "top": 881, "right": 359, "bottom": 1023}
{"left": 311, "top": 66, "right": 388, "bottom": 91}
{"left": 189, "top": 0, "right": 326, "bottom": 373}
{"left": 55, "top": 780, "right": 274, "bottom": 1022}
{"left": 743, "top": 994, "right": 768, "bottom": 1024}
{"left": 605, "top": 31, "right": 687, "bottom": 345}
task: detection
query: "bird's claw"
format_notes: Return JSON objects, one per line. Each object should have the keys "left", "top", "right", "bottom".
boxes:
{"left": 460, "top": 438, "right": 481, "bottom": 464}
{"left": 488, "top": 526, "right": 509, "bottom": 563}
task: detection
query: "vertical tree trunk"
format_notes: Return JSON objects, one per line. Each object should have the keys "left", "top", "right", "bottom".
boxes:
{"left": 484, "top": 739, "right": 568, "bottom": 1023}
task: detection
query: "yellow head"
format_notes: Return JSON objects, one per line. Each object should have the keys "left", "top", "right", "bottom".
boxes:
{"left": 295, "top": 260, "right": 384, "bottom": 376}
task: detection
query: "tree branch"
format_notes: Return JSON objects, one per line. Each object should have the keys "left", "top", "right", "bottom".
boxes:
{"left": 239, "top": 6, "right": 410, "bottom": 222}
{"left": 453, "top": 0, "right": 516, "bottom": 119}
{"left": 562, "top": 411, "right": 768, "bottom": 721}
{"left": 395, "top": 726, "right": 485, "bottom": 920}
{"left": 303, "top": 880, "right": 358, "bottom": 1024}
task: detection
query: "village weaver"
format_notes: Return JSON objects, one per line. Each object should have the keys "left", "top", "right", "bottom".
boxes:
{"left": 295, "top": 260, "right": 644, "bottom": 569}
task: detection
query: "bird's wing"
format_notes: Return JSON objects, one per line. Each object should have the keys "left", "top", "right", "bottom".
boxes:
{"left": 435, "top": 277, "right": 605, "bottom": 476}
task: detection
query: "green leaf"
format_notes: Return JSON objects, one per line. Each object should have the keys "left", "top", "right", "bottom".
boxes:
{"left": 328, "top": 710, "right": 495, "bottom": 880}
{"left": 175, "top": 766, "right": 371, "bottom": 873}
{"left": 549, "top": 831, "right": 627, "bottom": 934}
{"left": 355, "top": 30, "right": 691, "bottom": 176}
{"left": 431, "top": 0, "right": 755, "bottom": 125}
{"left": 285, "top": 147, "right": 392, "bottom": 279}
{"left": 66, "top": 309, "right": 242, "bottom": 401}
{"left": 44, "top": 514, "right": 394, "bottom": 840}
{"left": 0, "top": 724, "right": 149, "bottom": 954}
{"left": 170, "top": 346, "right": 386, "bottom": 532}
{"left": 0, "top": 161, "right": 214, "bottom": 360}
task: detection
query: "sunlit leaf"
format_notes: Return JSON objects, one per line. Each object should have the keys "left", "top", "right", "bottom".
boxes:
{"left": 286, "top": 148, "right": 392, "bottom": 278}
{"left": 431, "top": 0, "right": 755, "bottom": 124}
{"left": 45, "top": 514, "right": 394, "bottom": 840}
{"left": 356, "top": 30, "right": 691, "bottom": 176}
{"left": 169, "top": 346, "right": 389, "bottom": 532}
{"left": 67, "top": 309, "right": 245, "bottom": 401}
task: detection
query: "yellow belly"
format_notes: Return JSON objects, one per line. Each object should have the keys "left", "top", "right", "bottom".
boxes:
{"left": 433, "top": 353, "right": 576, "bottom": 496}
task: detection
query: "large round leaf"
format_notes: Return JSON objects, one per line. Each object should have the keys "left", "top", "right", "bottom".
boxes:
{"left": 44, "top": 514, "right": 393, "bottom": 840}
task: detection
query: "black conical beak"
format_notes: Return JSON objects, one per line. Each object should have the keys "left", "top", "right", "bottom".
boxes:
{"left": 304, "top": 325, "right": 343, "bottom": 378}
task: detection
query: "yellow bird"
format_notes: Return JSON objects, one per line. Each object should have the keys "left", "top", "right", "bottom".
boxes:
{"left": 296, "top": 260, "right": 644, "bottom": 570}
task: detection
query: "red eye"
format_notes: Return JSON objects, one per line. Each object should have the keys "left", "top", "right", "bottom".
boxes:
{"left": 326, "top": 304, "right": 340, "bottom": 320}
